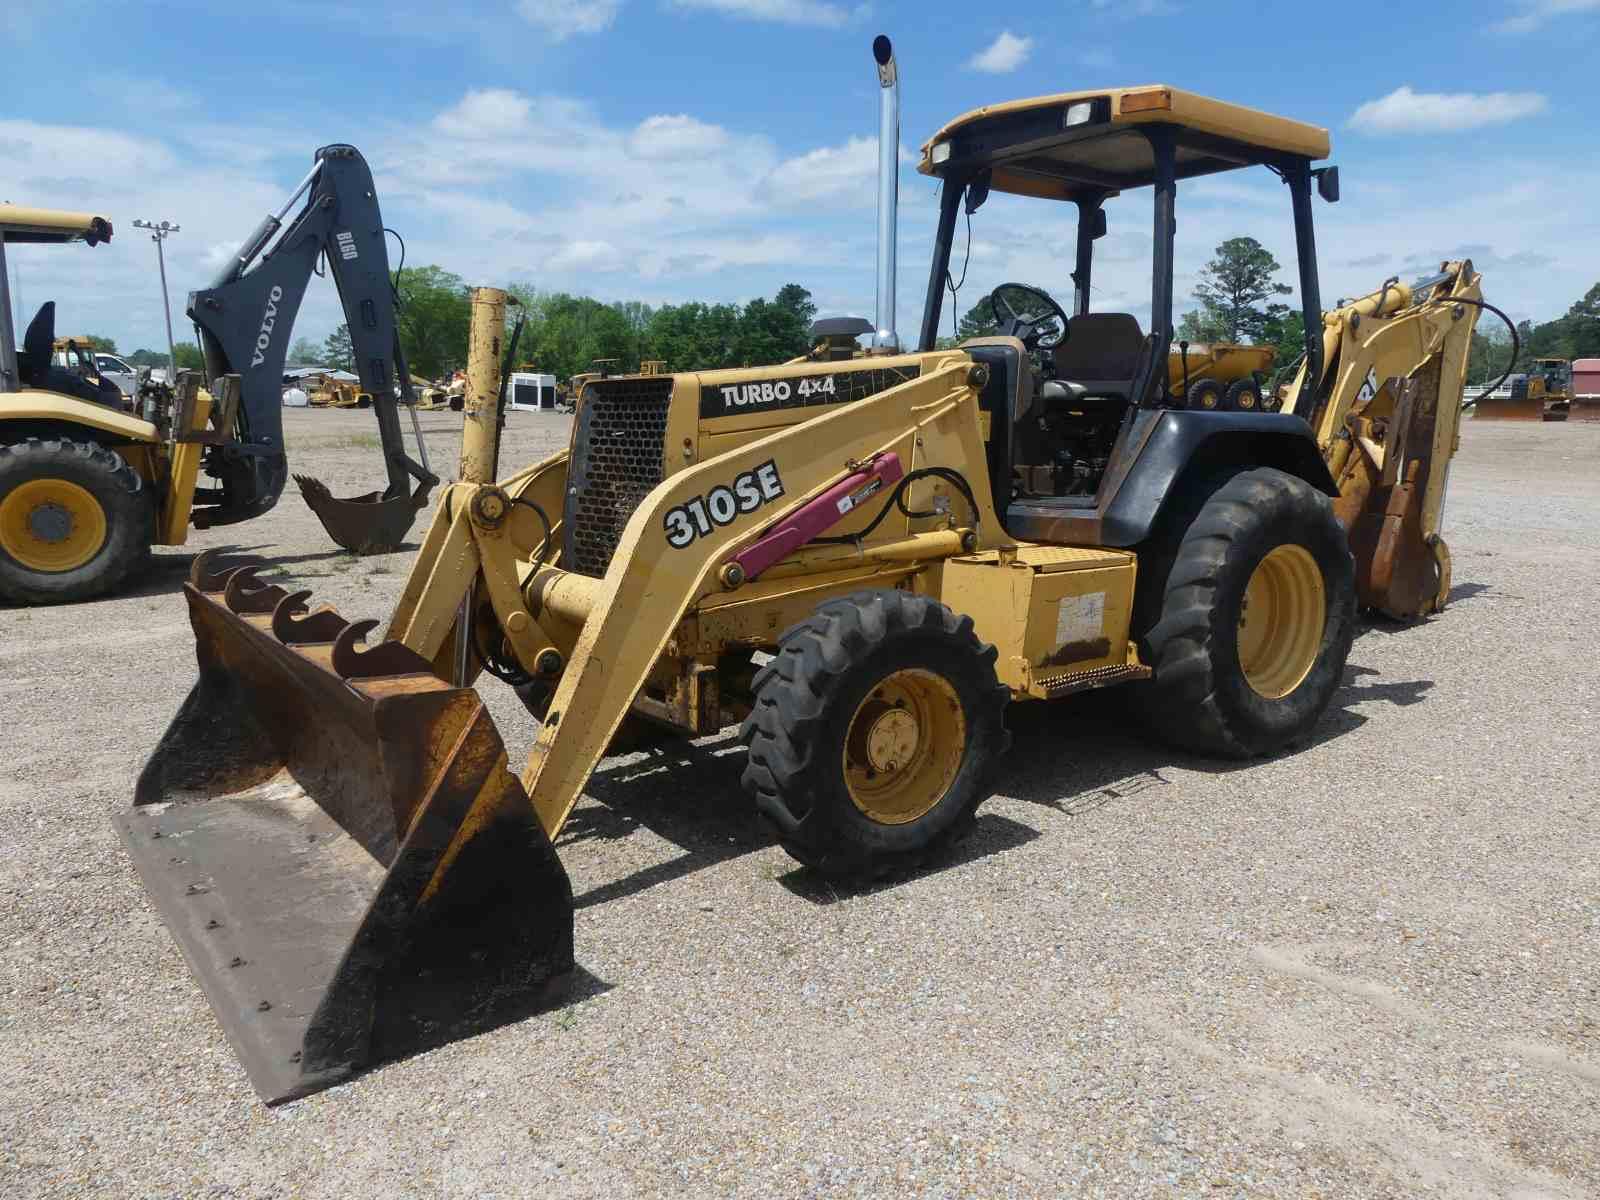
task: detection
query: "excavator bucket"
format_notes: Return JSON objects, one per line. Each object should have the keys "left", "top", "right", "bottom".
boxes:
{"left": 114, "top": 553, "right": 573, "bottom": 1104}
{"left": 295, "top": 475, "right": 434, "bottom": 555}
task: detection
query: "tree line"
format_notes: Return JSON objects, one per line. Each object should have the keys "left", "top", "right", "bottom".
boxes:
{"left": 98, "top": 268, "right": 820, "bottom": 384}
{"left": 308, "top": 268, "right": 819, "bottom": 382}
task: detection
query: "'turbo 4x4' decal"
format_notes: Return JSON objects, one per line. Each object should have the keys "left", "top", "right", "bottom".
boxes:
{"left": 699, "top": 364, "right": 920, "bottom": 419}
{"left": 664, "top": 460, "right": 785, "bottom": 548}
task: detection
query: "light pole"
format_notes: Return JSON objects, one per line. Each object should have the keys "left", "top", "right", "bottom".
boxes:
{"left": 132, "top": 218, "right": 180, "bottom": 382}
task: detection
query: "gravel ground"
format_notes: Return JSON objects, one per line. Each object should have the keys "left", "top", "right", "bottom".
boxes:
{"left": 2, "top": 410, "right": 1597, "bottom": 1199}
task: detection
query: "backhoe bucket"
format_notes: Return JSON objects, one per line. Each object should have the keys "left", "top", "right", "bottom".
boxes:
{"left": 295, "top": 474, "right": 433, "bottom": 555}
{"left": 114, "top": 554, "right": 573, "bottom": 1104}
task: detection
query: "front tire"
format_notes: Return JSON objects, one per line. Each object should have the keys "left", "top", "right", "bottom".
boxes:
{"left": 1142, "top": 468, "right": 1355, "bottom": 758}
{"left": 740, "top": 590, "right": 1010, "bottom": 879}
{"left": 0, "top": 437, "right": 153, "bottom": 605}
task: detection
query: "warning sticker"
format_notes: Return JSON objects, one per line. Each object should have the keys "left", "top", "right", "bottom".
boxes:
{"left": 1055, "top": 591, "right": 1106, "bottom": 647}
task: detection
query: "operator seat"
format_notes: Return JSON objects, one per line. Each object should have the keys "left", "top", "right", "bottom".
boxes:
{"left": 19, "top": 302, "right": 125, "bottom": 408}
{"left": 1045, "top": 312, "right": 1145, "bottom": 404}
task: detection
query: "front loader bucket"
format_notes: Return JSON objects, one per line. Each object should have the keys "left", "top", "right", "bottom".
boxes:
{"left": 114, "top": 554, "right": 573, "bottom": 1104}
{"left": 294, "top": 474, "right": 433, "bottom": 554}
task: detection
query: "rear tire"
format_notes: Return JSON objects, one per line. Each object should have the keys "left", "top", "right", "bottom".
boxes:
{"left": 740, "top": 590, "right": 1009, "bottom": 879}
{"left": 1187, "top": 377, "right": 1224, "bottom": 411}
{"left": 0, "top": 437, "right": 153, "bottom": 605}
{"left": 1225, "top": 378, "right": 1262, "bottom": 411}
{"left": 1141, "top": 468, "right": 1355, "bottom": 758}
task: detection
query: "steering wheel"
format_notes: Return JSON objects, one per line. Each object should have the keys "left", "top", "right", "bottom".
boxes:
{"left": 988, "top": 283, "right": 1070, "bottom": 351}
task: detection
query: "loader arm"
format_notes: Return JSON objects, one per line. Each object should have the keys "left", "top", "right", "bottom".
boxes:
{"left": 186, "top": 145, "right": 436, "bottom": 549}
{"left": 1289, "top": 261, "right": 1481, "bottom": 617}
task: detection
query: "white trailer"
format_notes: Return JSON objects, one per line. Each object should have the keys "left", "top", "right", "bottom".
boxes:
{"left": 508, "top": 371, "right": 558, "bottom": 412}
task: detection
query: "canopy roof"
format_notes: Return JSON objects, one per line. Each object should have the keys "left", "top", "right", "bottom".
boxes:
{"left": 918, "top": 85, "right": 1330, "bottom": 203}
{"left": 0, "top": 205, "right": 113, "bottom": 245}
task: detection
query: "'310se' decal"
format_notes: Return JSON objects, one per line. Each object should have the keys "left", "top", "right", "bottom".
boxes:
{"left": 664, "top": 460, "right": 785, "bottom": 548}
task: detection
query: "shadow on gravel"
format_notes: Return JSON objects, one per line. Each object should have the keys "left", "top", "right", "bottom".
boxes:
{"left": 1445, "top": 580, "right": 1494, "bottom": 605}
{"left": 547, "top": 656, "right": 1436, "bottom": 910}
{"left": 560, "top": 737, "right": 762, "bottom": 911}
{"left": 560, "top": 734, "right": 1043, "bottom": 909}
{"left": 994, "top": 660, "right": 1435, "bottom": 814}
{"left": 370, "top": 965, "right": 613, "bottom": 1074}
{"left": 777, "top": 814, "right": 1043, "bottom": 906}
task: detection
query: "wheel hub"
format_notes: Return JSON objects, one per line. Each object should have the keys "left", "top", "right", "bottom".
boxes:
{"left": 1237, "top": 543, "right": 1326, "bottom": 699}
{"left": 0, "top": 479, "right": 108, "bottom": 572}
{"left": 864, "top": 707, "right": 920, "bottom": 773}
{"left": 842, "top": 669, "right": 966, "bottom": 825}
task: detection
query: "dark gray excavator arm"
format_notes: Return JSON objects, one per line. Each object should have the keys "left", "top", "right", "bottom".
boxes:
{"left": 187, "top": 144, "right": 437, "bottom": 551}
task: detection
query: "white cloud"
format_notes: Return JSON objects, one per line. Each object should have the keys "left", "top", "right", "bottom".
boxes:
{"left": 763, "top": 136, "right": 878, "bottom": 204}
{"left": 968, "top": 31, "right": 1032, "bottom": 74}
{"left": 1492, "top": 0, "right": 1600, "bottom": 33}
{"left": 628, "top": 115, "right": 731, "bottom": 160}
{"left": 515, "top": 0, "right": 620, "bottom": 40}
{"left": 432, "top": 89, "right": 535, "bottom": 139}
{"left": 669, "top": 0, "right": 857, "bottom": 26}
{"left": 1347, "top": 86, "right": 1547, "bottom": 134}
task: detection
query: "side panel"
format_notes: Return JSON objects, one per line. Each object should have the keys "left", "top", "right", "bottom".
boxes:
{"left": 941, "top": 547, "right": 1138, "bottom": 697}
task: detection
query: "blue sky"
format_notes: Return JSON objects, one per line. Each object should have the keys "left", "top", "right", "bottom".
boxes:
{"left": 4, "top": 0, "right": 1597, "bottom": 355}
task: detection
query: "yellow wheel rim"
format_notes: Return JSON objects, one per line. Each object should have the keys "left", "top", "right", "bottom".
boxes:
{"left": 1237, "top": 390, "right": 1258, "bottom": 410}
{"left": 842, "top": 668, "right": 966, "bottom": 825}
{"left": 1198, "top": 390, "right": 1219, "bottom": 409}
{"left": 0, "top": 478, "right": 108, "bottom": 573}
{"left": 1238, "top": 544, "right": 1325, "bottom": 699}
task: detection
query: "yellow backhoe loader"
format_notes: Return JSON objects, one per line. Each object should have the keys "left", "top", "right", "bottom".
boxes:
{"left": 120, "top": 78, "right": 1485, "bottom": 1103}
{"left": 0, "top": 207, "right": 225, "bottom": 604}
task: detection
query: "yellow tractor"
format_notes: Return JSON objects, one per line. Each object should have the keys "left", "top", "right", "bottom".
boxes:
{"left": 119, "top": 84, "right": 1485, "bottom": 1103}
{"left": 1472, "top": 357, "right": 1570, "bottom": 421}
{"left": 0, "top": 207, "right": 227, "bottom": 604}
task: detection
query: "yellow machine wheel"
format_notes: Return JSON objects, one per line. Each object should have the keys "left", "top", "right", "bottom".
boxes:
{"left": 1188, "top": 377, "right": 1223, "bottom": 410}
{"left": 841, "top": 669, "right": 967, "bottom": 825}
{"left": 0, "top": 477, "right": 107, "bottom": 572}
{"left": 742, "top": 590, "right": 1009, "bottom": 879}
{"left": 1225, "top": 378, "right": 1263, "bottom": 412}
{"left": 1237, "top": 544, "right": 1326, "bottom": 699}
{"left": 1139, "top": 467, "right": 1355, "bottom": 759}
{"left": 0, "top": 437, "right": 154, "bottom": 606}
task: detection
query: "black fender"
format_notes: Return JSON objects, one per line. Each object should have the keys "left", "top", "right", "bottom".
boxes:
{"left": 1102, "top": 410, "right": 1336, "bottom": 547}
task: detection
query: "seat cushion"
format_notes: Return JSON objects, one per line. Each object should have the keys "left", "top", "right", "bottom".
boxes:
{"left": 1054, "top": 312, "right": 1145, "bottom": 383}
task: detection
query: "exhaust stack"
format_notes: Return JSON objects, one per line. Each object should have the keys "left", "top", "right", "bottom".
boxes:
{"left": 872, "top": 35, "right": 899, "bottom": 352}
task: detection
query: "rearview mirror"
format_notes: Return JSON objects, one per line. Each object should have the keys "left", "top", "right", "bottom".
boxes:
{"left": 1090, "top": 208, "right": 1107, "bottom": 239}
{"left": 1315, "top": 166, "right": 1340, "bottom": 203}
{"left": 965, "top": 170, "right": 991, "bottom": 215}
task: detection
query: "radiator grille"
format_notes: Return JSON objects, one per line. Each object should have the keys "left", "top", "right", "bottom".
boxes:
{"left": 562, "top": 377, "right": 673, "bottom": 577}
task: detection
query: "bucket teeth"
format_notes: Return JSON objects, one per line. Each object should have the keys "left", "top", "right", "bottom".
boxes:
{"left": 223, "top": 565, "right": 294, "bottom": 615}
{"left": 271, "top": 590, "right": 348, "bottom": 645}
{"left": 331, "top": 618, "right": 436, "bottom": 680}
{"left": 120, "top": 557, "right": 577, "bottom": 1102}
{"left": 189, "top": 549, "right": 265, "bottom": 592}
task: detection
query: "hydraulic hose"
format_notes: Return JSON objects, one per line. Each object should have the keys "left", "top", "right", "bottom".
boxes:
{"left": 1449, "top": 296, "right": 1520, "bottom": 408}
